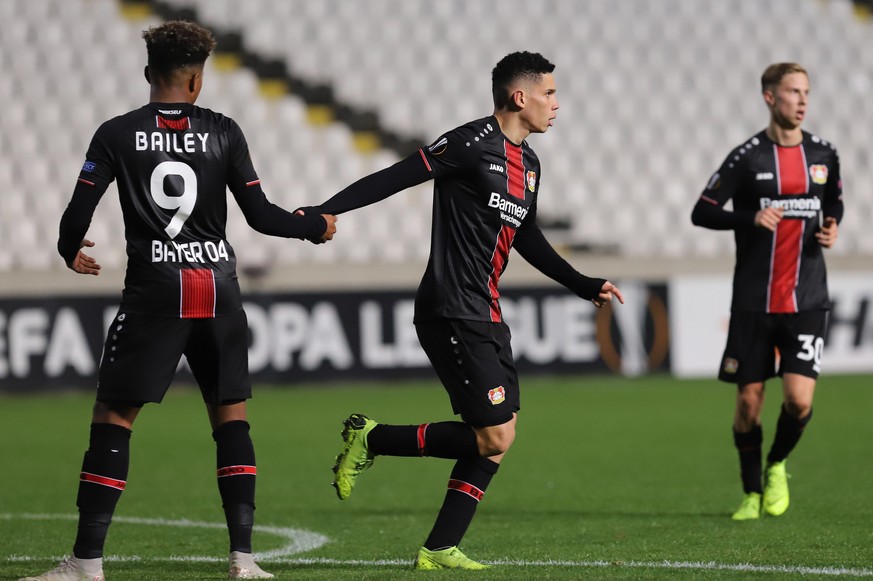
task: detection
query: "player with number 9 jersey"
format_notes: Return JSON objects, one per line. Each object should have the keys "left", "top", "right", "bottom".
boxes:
{"left": 59, "top": 102, "right": 327, "bottom": 318}
{"left": 34, "top": 20, "right": 337, "bottom": 581}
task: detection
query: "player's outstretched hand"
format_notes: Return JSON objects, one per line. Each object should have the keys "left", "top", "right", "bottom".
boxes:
{"left": 319, "top": 214, "right": 337, "bottom": 243}
{"left": 816, "top": 216, "right": 838, "bottom": 248}
{"left": 69, "top": 239, "right": 101, "bottom": 276}
{"left": 592, "top": 281, "right": 623, "bottom": 309}
{"left": 754, "top": 206, "right": 784, "bottom": 232}
{"left": 295, "top": 207, "right": 337, "bottom": 244}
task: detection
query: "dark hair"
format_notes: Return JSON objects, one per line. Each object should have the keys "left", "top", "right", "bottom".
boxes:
{"left": 142, "top": 20, "right": 216, "bottom": 77}
{"left": 761, "top": 62, "right": 807, "bottom": 93}
{"left": 491, "top": 51, "right": 555, "bottom": 109}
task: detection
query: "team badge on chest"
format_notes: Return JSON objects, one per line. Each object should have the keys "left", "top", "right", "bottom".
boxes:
{"left": 526, "top": 171, "right": 537, "bottom": 192}
{"left": 809, "top": 165, "right": 828, "bottom": 185}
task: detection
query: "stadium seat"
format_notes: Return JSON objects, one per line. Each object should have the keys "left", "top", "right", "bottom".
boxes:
{"left": 0, "top": 0, "right": 870, "bottom": 277}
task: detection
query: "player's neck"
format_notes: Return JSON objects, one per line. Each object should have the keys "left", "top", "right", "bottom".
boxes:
{"left": 493, "top": 111, "right": 530, "bottom": 145}
{"left": 149, "top": 86, "right": 197, "bottom": 105}
{"left": 766, "top": 124, "right": 802, "bottom": 147}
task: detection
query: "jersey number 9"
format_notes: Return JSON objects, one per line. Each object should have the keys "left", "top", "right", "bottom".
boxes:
{"left": 150, "top": 161, "right": 197, "bottom": 239}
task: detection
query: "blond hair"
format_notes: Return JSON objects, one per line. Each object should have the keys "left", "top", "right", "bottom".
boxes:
{"left": 761, "top": 63, "right": 808, "bottom": 93}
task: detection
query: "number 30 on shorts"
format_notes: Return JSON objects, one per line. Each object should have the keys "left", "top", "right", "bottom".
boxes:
{"left": 796, "top": 333, "right": 824, "bottom": 373}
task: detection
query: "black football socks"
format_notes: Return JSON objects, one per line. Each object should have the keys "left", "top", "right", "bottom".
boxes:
{"left": 367, "top": 422, "right": 479, "bottom": 458}
{"left": 213, "top": 420, "right": 257, "bottom": 553}
{"left": 424, "top": 457, "right": 499, "bottom": 550}
{"left": 768, "top": 405, "right": 813, "bottom": 464}
{"left": 74, "top": 423, "right": 131, "bottom": 559}
{"left": 733, "top": 424, "right": 763, "bottom": 494}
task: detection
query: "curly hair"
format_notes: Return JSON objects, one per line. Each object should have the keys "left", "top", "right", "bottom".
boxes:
{"left": 491, "top": 51, "right": 555, "bottom": 109}
{"left": 142, "top": 20, "right": 217, "bottom": 77}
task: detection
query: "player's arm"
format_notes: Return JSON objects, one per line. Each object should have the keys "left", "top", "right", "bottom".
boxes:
{"left": 816, "top": 147, "right": 844, "bottom": 248}
{"left": 231, "top": 180, "right": 331, "bottom": 241}
{"left": 301, "top": 151, "right": 432, "bottom": 216}
{"left": 58, "top": 180, "right": 105, "bottom": 275}
{"left": 513, "top": 202, "right": 622, "bottom": 308}
{"left": 302, "top": 128, "right": 475, "bottom": 216}
{"left": 226, "top": 121, "right": 331, "bottom": 241}
{"left": 691, "top": 154, "right": 759, "bottom": 230}
{"left": 58, "top": 127, "right": 115, "bottom": 274}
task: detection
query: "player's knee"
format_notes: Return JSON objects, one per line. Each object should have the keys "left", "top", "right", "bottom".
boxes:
{"left": 477, "top": 424, "right": 516, "bottom": 456}
{"left": 783, "top": 397, "right": 812, "bottom": 419}
{"left": 736, "top": 392, "right": 762, "bottom": 418}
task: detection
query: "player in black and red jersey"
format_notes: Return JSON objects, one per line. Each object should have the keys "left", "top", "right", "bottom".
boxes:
{"left": 300, "top": 52, "right": 623, "bottom": 570}
{"left": 692, "top": 62, "right": 843, "bottom": 521}
{"left": 25, "top": 21, "right": 335, "bottom": 581}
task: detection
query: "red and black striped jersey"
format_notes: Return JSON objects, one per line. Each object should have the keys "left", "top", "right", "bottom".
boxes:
{"left": 694, "top": 130, "right": 843, "bottom": 313}
{"left": 64, "top": 102, "right": 323, "bottom": 318}
{"left": 415, "top": 116, "right": 541, "bottom": 323}
{"left": 312, "top": 115, "right": 604, "bottom": 322}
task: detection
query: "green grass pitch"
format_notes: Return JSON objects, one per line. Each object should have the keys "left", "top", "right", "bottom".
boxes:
{"left": 2, "top": 374, "right": 872, "bottom": 580}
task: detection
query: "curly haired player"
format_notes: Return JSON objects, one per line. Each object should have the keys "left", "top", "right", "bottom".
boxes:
{"left": 22, "top": 20, "right": 335, "bottom": 581}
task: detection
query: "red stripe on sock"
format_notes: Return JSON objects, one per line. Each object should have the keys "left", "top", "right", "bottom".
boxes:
{"left": 448, "top": 479, "right": 484, "bottom": 501}
{"left": 417, "top": 423, "right": 429, "bottom": 456}
{"left": 80, "top": 471, "right": 126, "bottom": 491}
{"left": 217, "top": 465, "right": 257, "bottom": 478}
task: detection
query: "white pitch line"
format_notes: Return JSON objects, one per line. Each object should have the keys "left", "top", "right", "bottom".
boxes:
{"left": 4, "top": 513, "right": 872, "bottom": 577}
{"left": 0, "top": 513, "right": 329, "bottom": 558}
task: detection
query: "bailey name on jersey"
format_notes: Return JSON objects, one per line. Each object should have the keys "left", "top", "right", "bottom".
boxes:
{"left": 135, "top": 131, "right": 210, "bottom": 153}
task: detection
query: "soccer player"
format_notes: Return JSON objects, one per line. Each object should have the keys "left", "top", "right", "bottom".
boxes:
{"left": 691, "top": 63, "right": 843, "bottom": 521}
{"left": 299, "top": 51, "right": 623, "bottom": 569}
{"left": 23, "top": 21, "right": 335, "bottom": 581}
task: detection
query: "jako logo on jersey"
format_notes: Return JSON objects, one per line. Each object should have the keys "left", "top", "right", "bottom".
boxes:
{"left": 489, "top": 163, "right": 505, "bottom": 173}
{"left": 488, "top": 192, "right": 529, "bottom": 220}
{"left": 809, "top": 165, "right": 828, "bottom": 185}
{"left": 428, "top": 136, "right": 448, "bottom": 156}
{"left": 527, "top": 171, "right": 536, "bottom": 192}
{"left": 487, "top": 386, "right": 506, "bottom": 405}
{"left": 756, "top": 172, "right": 774, "bottom": 181}
{"left": 82, "top": 161, "right": 96, "bottom": 173}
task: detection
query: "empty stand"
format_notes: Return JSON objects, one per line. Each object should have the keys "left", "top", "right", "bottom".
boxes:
{"left": 0, "top": 0, "right": 870, "bottom": 279}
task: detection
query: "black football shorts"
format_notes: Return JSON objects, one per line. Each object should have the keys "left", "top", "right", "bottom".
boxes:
{"left": 718, "top": 310, "right": 828, "bottom": 385}
{"left": 415, "top": 318, "right": 519, "bottom": 428}
{"left": 97, "top": 309, "right": 251, "bottom": 405}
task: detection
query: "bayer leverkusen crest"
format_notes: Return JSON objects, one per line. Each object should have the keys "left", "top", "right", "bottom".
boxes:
{"left": 487, "top": 386, "right": 506, "bottom": 405}
{"left": 527, "top": 171, "right": 536, "bottom": 192}
{"left": 809, "top": 165, "right": 828, "bottom": 185}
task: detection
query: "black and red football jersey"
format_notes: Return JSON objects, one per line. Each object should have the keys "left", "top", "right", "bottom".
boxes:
{"left": 65, "top": 102, "right": 314, "bottom": 318}
{"left": 415, "top": 116, "right": 541, "bottom": 323}
{"left": 696, "top": 130, "right": 843, "bottom": 313}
